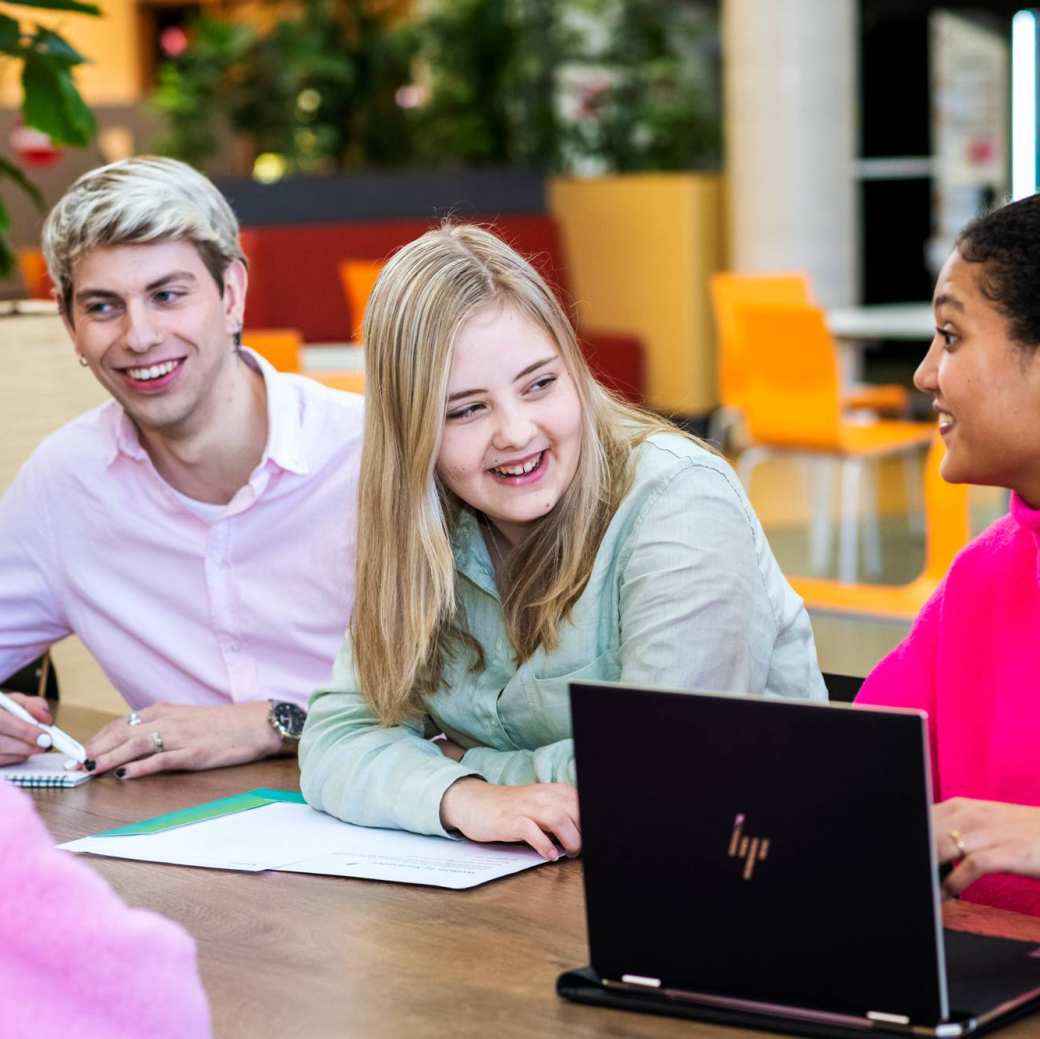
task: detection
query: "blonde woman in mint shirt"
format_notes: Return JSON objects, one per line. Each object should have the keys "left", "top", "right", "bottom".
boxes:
{"left": 300, "top": 225, "right": 826, "bottom": 860}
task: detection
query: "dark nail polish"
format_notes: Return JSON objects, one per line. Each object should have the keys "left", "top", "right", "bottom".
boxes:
{"left": 115, "top": 767, "right": 127, "bottom": 779}
{"left": 85, "top": 759, "right": 96, "bottom": 772}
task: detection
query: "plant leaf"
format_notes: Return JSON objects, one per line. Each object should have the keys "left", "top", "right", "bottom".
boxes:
{"left": 0, "top": 13, "right": 21, "bottom": 53}
{"left": 0, "top": 232, "right": 13, "bottom": 279}
{"left": 4, "top": 0, "right": 100, "bottom": 17}
{"left": 0, "top": 155, "right": 45, "bottom": 208}
{"left": 21, "top": 53, "right": 96, "bottom": 145}
{"left": 0, "top": 197, "right": 10, "bottom": 234}
{"left": 30, "top": 27, "right": 87, "bottom": 67}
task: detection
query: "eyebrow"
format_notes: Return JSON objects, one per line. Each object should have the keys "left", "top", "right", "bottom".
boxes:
{"left": 74, "top": 270, "right": 199, "bottom": 304}
{"left": 933, "top": 292, "right": 965, "bottom": 313}
{"left": 446, "top": 355, "right": 558, "bottom": 403}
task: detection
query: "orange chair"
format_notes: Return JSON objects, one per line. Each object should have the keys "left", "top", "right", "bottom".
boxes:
{"left": 243, "top": 328, "right": 363, "bottom": 393}
{"left": 736, "top": 302, "right": 933, "bottom": 584}
{"left": 17, "top": 248, "right": 53, "bottom": 300}
{"left": 337, "top": 259, "right": 384, "bottom": 340}
{"left": 309, "top": 370, "right": 365, "bottom": 395}
{"left": 709, "top": 272, "right": 909, "bottom": 445}
{"left": 790, "top": 433, "right": 969, "bottom": 620}
{"left": 242, "top": 328, "right": 303, "bottom": 372}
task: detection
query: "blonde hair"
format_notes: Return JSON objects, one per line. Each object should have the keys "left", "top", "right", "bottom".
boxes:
{"left": 355, "top": 224, "right": 694, "bottom": 725}
{"left": 41, "top": 156, "right": 246, "bottom": 317}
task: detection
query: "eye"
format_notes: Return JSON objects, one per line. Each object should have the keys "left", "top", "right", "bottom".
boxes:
{"left": 526, "top": 373, "right": 557, "bottom": 394}
{"left": 154, "top": 289, "right": 186, "bottom": 305}
{"left": 937, "top": 327, "right": 959, "bottom": 350}
{"left": 446, "top": 401, "right": 485, "bottom": 421}
{"left": 83, "top": 300, "right": 118, "bottom": 318}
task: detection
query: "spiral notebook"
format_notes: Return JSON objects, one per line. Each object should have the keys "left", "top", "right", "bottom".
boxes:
{"left": 1, "top": 753, "right": 92, "bottom": 788}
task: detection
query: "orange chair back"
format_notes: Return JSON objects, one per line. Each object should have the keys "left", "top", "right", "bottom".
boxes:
{"left": 738, "top": 302, "right": 843, "bottom": 450}
{"left": 709, "top": 272, "right": 810, "bottom": 408}
{"left": 309, "top": 370, "right": 365, "bottom": 395}
{"left": 243, "top": 328, "right": 303, "bottom": 372}
{"left": 337, "top": 259, "right": 384, "bottom": 341}
{"left": 17, "top": 248, "right": 53, "bottom": 300}
{"left": 921, "top": 434, "right": 970, "bottom": 583}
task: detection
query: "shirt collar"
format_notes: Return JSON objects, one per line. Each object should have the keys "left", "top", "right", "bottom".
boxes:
{"left": 1011, "top": 491, "right": 1040, "bottom": 536}
{"left": 245, "top": 348, "right": 310, "bottom": 476}
{"left": 452, "top": 507, "right": 500, "bottom": 599}
{"left": 102, "top": 348, "right": 310, "bottom": 476}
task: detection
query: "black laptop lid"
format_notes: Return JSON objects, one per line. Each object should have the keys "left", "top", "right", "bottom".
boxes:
{"left": 570, "top": 682, "right": 947, "bottom": 1024}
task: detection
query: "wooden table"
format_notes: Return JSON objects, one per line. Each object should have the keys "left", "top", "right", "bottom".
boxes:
{"left": 31, "top": 706, "right": 1040, "bottom": 1039}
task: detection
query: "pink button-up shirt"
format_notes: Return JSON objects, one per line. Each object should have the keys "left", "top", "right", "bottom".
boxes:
{"left": 0, "top": 350, "right": 363, "bottom": 709}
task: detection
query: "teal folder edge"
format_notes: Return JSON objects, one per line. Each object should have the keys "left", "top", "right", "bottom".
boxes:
{"left": 94, "top": 788, "right": 306, "bottom": 837}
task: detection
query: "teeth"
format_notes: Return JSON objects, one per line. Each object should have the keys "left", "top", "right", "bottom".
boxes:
{"left": 127, "top": 360, "right": 177, "bottom": 381}
{"left": 493, "top": 453, "right": 542, "bottom": 477}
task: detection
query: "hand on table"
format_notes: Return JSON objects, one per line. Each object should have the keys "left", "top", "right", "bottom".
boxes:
{"left": 0, "top": 693, "right": 53, "bottom": 765}
{"left": 87, "top": 700, "right": 282, "bottom": 779}
{"left": 934, "top": 798, "right": 1040, "bottom": 897}
{"left": 440, "top": 778, "right": 581, "bottom": 861}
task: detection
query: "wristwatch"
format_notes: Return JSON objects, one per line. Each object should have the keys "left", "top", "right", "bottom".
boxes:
{"left": 267, "top": 700, "right": 307, "bottom": 754}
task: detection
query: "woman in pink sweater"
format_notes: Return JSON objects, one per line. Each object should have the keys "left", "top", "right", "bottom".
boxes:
{"left": 0, "top": 779, "right": 211, "bottom": 1038}
{"left": 856, "top": 193, "right": 1040, "bottom": 916}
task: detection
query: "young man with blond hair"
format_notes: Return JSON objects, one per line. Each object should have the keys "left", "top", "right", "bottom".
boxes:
{"left": 0, "top": 156, "right": 363, "bottom": 777}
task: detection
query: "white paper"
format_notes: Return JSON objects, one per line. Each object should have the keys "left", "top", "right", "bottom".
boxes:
{"left": 60, "top": 801, "right": 546, "bottom": 889}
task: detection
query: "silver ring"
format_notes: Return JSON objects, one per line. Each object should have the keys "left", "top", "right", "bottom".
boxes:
{"left": 127, "top": 711, "right": 142, "bottom": 727}
{"left": 151, "top": 731, "right": 164, "bottom": 754}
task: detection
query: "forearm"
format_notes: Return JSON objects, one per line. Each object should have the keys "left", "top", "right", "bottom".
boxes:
{"left": 300, "top": 687, "right": 480, "bottom": 836}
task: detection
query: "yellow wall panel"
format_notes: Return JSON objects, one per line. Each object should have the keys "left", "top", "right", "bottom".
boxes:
{"left": 549, "top": 173, "right": 726, "bottom": 415}
{"left": 0, "top": 0, "right": 142, "bottom": 105}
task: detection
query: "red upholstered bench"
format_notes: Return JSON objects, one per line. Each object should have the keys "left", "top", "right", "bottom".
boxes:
{"left": 240, "top": 215, "right": 645, "bottom": 403}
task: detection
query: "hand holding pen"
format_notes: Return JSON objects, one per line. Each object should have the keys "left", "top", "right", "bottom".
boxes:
{"left": 0, "top": 690, "right": 94, "bottom": 770}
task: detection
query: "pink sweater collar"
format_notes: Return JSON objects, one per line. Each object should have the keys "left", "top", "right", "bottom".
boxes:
{"left": 1011, "top": 491, "right": 1040, "bottom": 535}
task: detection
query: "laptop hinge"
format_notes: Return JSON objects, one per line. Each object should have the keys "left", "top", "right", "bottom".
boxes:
{"left": 868, "top": 1012, "right": 911, "bottom": 1027}
{"left": 620, "top": 974, "right": 661, "bottom": 988}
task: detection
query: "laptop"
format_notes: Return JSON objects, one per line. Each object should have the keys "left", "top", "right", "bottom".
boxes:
{"left": 559, "top": 681, "right": 1040, "bottom": 1038}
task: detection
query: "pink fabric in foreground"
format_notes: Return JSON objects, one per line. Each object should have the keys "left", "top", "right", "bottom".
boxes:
{"left": 0, "top": 780, "right": 210, "bottom": 1038}
{"left": 857, "top": 492, "right": 1040, "bottom": 916}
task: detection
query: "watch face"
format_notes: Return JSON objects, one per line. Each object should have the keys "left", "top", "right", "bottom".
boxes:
{"left": 273, "top": 701, "right": 306, "bottom": 738}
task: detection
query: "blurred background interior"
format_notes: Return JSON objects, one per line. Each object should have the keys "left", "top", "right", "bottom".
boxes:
{"left": 1, "top": 0, "right": 1033, "bottom": 710}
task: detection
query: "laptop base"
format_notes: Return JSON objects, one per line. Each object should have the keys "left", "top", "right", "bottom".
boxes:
{"left": 558, "top": 959, "right": 1040, "bottom": 1039}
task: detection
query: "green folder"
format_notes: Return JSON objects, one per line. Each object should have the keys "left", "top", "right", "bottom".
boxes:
{"left": 95, "top": 788, "right": 306, "bottom": 837}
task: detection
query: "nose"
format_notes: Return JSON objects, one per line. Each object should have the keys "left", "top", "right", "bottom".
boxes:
{"left": 491, "top": 401, "right": 536, "bottom": 452}
{"left": 913, "top": 337, "right": 940, "bottom": 394}
{"left": 123, "top": 300, "right": 163, "bottom": 353}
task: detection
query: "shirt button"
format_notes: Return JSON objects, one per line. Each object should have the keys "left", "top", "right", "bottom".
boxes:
{"left": 228, "top": 641, "right": 240, "bottom": 653}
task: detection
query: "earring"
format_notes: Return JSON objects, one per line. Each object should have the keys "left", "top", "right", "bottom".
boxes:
{"left": 77, "top": 355, "right": 88, "bottom": 367}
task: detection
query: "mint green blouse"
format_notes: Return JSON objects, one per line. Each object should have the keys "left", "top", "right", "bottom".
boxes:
{"left": 300, "top": 434, "right": 826, "bottom": 837}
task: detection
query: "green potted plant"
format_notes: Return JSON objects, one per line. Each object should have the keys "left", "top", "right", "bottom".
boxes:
{"left": 0, "top": 0, "right": 99, "bottom": 274}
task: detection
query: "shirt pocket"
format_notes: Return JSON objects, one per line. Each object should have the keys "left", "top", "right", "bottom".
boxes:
{"left": 521, "top": 650, "right": 620, "bottom": 747}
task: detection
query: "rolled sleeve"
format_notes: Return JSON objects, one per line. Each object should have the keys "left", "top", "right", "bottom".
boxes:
{"left": 461, "top": 738, "right": 575, "bottom": 786}
{"left": 300, "top": 640, "right": 480, "bottom": 837}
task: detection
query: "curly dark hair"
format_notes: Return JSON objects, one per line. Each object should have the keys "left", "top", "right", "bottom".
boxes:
{"left": 957, "top": 193, "right": 1040, "bottom": 350}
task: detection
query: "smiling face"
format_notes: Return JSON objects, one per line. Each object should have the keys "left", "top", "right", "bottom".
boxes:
{"left": 435, "top": 304, "right": 583, "bottom": 546}
{"left": 915, "top": 249, "right": 1040, "bottom": 503}
{"left": 66, "top": 239, "right": 246, "bottom": 438}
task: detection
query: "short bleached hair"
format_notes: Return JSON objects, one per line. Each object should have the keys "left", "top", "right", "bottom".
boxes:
{"left": 42, "top": 155, "right": 246, "bottom": 316}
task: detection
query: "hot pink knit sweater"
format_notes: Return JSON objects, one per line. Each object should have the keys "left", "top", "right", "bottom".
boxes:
{"left": 0, "top": 781, "right": 210, "bottom": 1038}
{"left": 857, "top": 493, "right": 1040, "bottom": 916}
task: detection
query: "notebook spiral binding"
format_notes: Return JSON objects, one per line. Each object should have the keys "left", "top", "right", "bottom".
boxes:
{"left": 4, "top": 774, "right": 77, "bottom": 789}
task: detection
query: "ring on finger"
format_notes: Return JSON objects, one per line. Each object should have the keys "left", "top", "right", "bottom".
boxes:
{"left": 150, "top": 731, "right": 164, "bottom": 755}
{"left": 127, "top": 711, "right": 142, "bottom": 727}
{"left": 948, "top": 828, "right": 968, "bottom": 860}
